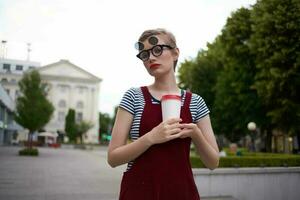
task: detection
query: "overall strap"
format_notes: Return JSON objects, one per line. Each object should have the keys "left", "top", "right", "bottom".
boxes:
{"left": 141, "top": 86, "right": 152, "bottom": 104}
{"left": 183, "top": 91, "right": 192, "bottom": 110}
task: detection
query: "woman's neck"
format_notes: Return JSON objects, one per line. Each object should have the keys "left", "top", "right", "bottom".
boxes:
{"left": 150, "top": 73, "right": 180, "bottom": 94}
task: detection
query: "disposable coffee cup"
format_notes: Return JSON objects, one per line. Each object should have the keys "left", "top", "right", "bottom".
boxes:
{"left": 161, "top": 95, "right": 181, "bottom": 121}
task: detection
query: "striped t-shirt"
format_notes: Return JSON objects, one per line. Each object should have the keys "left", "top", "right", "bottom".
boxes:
{"left": 119, "top": 87, "right": 210, "bottom": 171}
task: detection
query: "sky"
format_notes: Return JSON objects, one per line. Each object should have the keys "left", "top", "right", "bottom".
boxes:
{"left": 0, "top": 0, "right": 256, "bottom": 116}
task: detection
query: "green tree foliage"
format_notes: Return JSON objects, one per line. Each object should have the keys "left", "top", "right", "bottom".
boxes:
{"left": 178, "top": 0, "right": 300, "bottom": 145}
{"left": 99, "top": 112, "right": 112, "bottom": 134}
{"left": 213, "top": 7, "right": 265, "bottom": 142}
{"left": 14, "top": 70, "right": 54, "bottom": 148}
{"left": 65, "top": 109, "right": 76, "bottom": 142}
{"left": 76, "top": 121, "right": 93, "bottom": 144}
{"left": 250, "top": 0, "right": 300, "bottom": 134}
{"left": 178, "top": 37, "right": 224, "bottom": 109}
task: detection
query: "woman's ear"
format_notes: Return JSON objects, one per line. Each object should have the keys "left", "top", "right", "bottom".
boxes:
{"left": 173, "top": 47, "right": 180, "bottom": 61}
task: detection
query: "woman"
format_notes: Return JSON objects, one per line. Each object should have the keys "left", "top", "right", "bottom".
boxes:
{"left": 108, "top": 28, "right": 219, "bottom": 200}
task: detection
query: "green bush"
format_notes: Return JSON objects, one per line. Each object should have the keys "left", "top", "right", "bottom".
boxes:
{"left": 19, "top": 148, "right": 39, "bottom": 156}
{"left": 190, "top": 155, "right": 300, "bottom": 168}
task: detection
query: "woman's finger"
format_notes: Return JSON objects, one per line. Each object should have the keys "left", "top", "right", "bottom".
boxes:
{"left": 180, "top": 123, "right": 196, "bottom": 129}
{"left": 168, "top": 128, "right": 182, "bottom": 135}
{"left": 166, "top": 118, "right": 182, "bottom": 125}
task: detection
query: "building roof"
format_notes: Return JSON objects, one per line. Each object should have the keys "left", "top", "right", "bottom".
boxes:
{"left": 37, "top": 59, "right": 102, "bottom": 83}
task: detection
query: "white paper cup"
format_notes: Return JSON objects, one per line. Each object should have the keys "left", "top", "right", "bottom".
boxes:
{"left": 161, "top": 95, "right": 181, "bottom": 121}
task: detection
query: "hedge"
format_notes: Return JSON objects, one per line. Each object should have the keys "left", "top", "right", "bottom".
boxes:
{"left": 19, "top": 148, "right": 39, "bottom": 156}
{"left": 190, "top": 155, "right": 300, "bottom": 168}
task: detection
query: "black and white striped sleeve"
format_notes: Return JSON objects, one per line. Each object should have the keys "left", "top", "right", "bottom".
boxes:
{"left": 193, "top": 94, "right": 210, "bottom": 122}
{"left": 119, "top": 88, "right": 136, "bottom": 115}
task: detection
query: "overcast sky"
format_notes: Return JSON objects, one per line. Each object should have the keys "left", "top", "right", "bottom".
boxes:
{"left": 0, "top": 0, "right": 256, "bottom": 116}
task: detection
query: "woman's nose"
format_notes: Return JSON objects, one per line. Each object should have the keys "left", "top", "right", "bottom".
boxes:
{"left": 148, "top": 52, "right": 156, "bottom": 61}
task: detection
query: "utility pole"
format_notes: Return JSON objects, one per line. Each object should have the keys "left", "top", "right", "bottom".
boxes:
{"left": 27, "top": 43, "right": 31, "bottom": 61}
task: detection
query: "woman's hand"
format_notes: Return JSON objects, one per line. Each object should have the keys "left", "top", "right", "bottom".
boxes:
{"left": 178, "top": 123, "right": 200, "bottom": 139}
{"left": 146, "top": 118, "right": 183, "bottom": 145}
{"left": 179, "top": 116, "right": 220, "bottom": 170}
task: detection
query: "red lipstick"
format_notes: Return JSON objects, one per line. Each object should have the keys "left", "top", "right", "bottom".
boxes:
{"left": 150, "top": 63, "right": 160, "bottom": 69}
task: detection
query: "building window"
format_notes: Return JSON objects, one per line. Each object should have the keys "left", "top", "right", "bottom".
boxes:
{"left": 28, "top": 66, "right": 35, "bottom": 69}
{"left": 58, "top": 85, "right": 69, "bottom": 93}
{"left": 5, "top": 89, "right": 9, "bottom": 95}
{"left": 58, "top": 100, "right": 66, "bottom": 108}
{"left": 0, "top": 106, "right": 4, "bottom": 121}
{"left": 7, "top": 113, "right": 13, "bottom": 124}
{"left": 76, "top": 112, "right": 83, "bottom": 123}
{"left": 3, "top": 63, "right": 11, "bottom": 71}
{"left": 16, "top": 65, "right": 23, "bottom": 71}
{"left": 58, "top": 112, "right": 65, "bottom": 122}
{"left": 77, "top": 101, "right": 83, "bottom": 109}
{"left": 77, "top": 86, "right": 87, "bottom": 94}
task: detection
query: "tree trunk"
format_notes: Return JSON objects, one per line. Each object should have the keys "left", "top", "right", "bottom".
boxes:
{"left": 80, "top": 134, "right": 83, "bottom": 144}
{"left": 27, "top": 131, "right": 33, "bottom": 149}
{"left": 265, "top": 128, "right": 272, "bottom": 152}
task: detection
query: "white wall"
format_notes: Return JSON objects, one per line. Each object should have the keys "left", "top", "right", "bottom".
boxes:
{"left": 193, "top": 167, "right": 300, "bottom": 200}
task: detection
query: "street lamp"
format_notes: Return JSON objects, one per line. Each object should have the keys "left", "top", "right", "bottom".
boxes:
{"left": 247, "top": 122, "right": 257, "bottom": 152}
{"left": 247, "top": 122, "right": 256, "bottom": 131}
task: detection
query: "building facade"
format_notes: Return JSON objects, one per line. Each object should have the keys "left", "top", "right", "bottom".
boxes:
{"left": 0, "top": 58, "right": 102, "bottom": 144}
{"left": 37, "top": 59, "right": 102, "bottom": 144}
{"left": 0, "top": 84, "right": 22, "bottom": 145}
{"left": 0, "top": 58, "right": 40, "bottom": 144}
{"left": 0, "top": 58, "right": 40, "bottom": 102}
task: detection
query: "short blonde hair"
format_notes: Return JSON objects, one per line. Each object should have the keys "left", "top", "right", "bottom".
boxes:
{"left": 138, "top": 28, "right": 177, "bottom": 48}
{"left": 138, "top": 28, "right": 178, "bottom": 69}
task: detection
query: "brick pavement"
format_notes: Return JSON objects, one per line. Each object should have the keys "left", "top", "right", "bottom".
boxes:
{"left": 0, "top": 146, "right": 126, "bottom": 200}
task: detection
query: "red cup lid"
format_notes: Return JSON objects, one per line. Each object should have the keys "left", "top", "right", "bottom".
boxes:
{"left": 161, "top": 95, "right": 181, "bottom": 101}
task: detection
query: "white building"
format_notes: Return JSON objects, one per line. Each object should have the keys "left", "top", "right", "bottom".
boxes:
{"left": 37, "top": 59, "right": 102, "bottom": 144}
{"left": 0, "top": 83, "right": 22, "bottom": 145}
{"left": 0, "top": 58, "right": 40, "bottom": 101}
{"left": 0, "top": 58, "right": 102, "bottom": 144}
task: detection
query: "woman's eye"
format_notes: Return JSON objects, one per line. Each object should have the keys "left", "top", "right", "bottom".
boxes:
{"left": 153, "top": 46, "right": 162, "bottom": 55}
{"left": 140, "top": 51, "right": 148, "bottom": 59}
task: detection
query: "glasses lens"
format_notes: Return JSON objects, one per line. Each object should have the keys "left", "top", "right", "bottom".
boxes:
{"left": 152, "top": 45, "right": 163, "bottom": 56}
{"left": 139, "top": 51, "right": 149, "bottom": 61}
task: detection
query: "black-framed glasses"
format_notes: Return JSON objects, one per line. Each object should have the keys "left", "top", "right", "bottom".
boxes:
{"left": 136, "top": 44, "right": 174, "bottom": 62}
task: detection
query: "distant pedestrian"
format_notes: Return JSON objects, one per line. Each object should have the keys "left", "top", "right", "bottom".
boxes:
{"left": 219, "top": 146, "right": 227, "bottom": 157}
{"left": 107, "top": 28, "right": 219, "bottom": 200}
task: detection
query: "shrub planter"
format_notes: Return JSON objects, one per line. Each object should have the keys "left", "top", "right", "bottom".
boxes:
{"left": 19, "top": 148, "right": 39, "bottom": 156}
{"left": 193, "top": 167, "right": 300, "bottom": 200}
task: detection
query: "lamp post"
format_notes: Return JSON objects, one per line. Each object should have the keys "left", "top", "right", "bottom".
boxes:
{"left": 247, "top": 122, "right": 257, "bottom": 152}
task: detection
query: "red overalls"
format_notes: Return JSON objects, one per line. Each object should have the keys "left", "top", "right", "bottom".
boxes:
{"left": 119, "top": 86, "right": 200, "bottom": 200}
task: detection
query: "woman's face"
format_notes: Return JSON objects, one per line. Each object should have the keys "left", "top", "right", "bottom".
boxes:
{"left": 138, "top": 35, "right": 179, "bottom": 77}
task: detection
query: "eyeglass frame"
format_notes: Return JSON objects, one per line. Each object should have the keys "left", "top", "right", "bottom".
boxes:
{"left": 136, "top": 44, "right": 174, "bottom": 62}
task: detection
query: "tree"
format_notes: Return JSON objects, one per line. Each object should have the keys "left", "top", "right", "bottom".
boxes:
{"left": 65, "top": 109, "right": 76, "bottom": 142}
{"left": 111, "top": 106, "right": 118, "bottom": 126}
{"left": 76, "top": 121, "right": 93, "bottom": 144}
{"left": 178, "top": 0, "right": 300, "bottom": 150}
{"left": 178, "top": 37, "right": 224, "bottom": 109}
{"left": 250, "top": 0, "right": 300, "bottom": 135}
{"left": 213, "top": 7, "right": 266, "bottom": 143}
{"left": 14, "top": 70, "right": 54, "bottom": 149}
{"left": 99, "top": 112, "right": 112, "bottom": 142}
{"left": 99, "top": 112, "right": 112, "bottom": 134}
{"left": 178, "top": 8, "right": 264, "bottom": 143}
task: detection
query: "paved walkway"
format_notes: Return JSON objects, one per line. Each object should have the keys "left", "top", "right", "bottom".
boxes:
{"left": 0, "top": 146, "right": 126, "bottom": 200}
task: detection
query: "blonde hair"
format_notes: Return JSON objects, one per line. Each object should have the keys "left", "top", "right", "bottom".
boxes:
{"left": 138, "top": 28, "right": 177, "bottom": 48}
{"left": 138, "top": 28, "right": 178, "bottom": 69}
